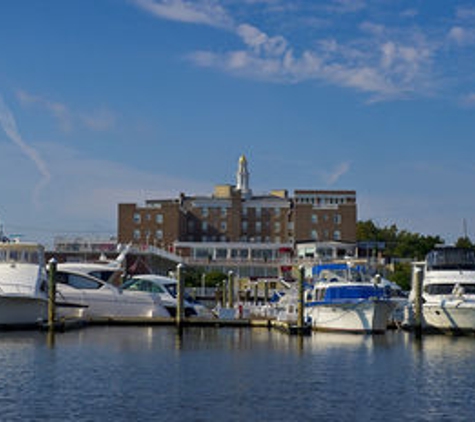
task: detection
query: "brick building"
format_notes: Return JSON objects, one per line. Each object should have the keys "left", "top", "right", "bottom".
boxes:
{"left": 117, "top": 156, "right": 357, "bottom": 259}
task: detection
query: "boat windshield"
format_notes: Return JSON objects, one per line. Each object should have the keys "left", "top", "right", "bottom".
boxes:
{"left": 425, "top": 283, "right": 475, "bottom": 295}
{"left": 426, "top": 248, "right": 475, "bottom": 271}
{"left": 0, "top": 247, "right": 41, "bottom": 264}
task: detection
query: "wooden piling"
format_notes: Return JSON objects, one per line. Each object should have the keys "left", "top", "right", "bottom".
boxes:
{"left": 297, "top": 265, "right": 305, "bottom": 330}
{"left": 176, "top": 263, "right": 184, "bottom": 328}
{"left": 413, "top": 265, "right": 423, "bottom": 338}
{"left": 227, "top": 271, "right": 234, "bottom": 308}
{"left": 48, "top": 258, "right": 57, "bottom": 331}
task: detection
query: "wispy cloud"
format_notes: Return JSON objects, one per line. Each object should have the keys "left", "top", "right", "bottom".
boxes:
{"left": 131, "top": 0, "right": 463, "bottom": 102}
{"left": 16, "top": 90, "right": 116, "bottom": 132}
{"left": 447, "top": 26, "right": 475, "bottom": 46}
{"left": 17, "top": 90, "right": 73, "bottom": 131}
{"left": 321, "top": 161, "right": 351, "bottom": 186}
{"left": 133, "top": 0, "right": 233, "bottom": 28}
{"left": 0, "top": 95, "right": 51, "bottom": 208}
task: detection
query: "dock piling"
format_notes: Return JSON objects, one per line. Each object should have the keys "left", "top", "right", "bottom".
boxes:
{"left": 297, "top": 265, "right": 305, "bottom": 330}
{"left": 48, "top": 258, "right": 57, "bottom": 331}
{"left": 176, "top": 263, "right": 184, "bottom": 328}
{"left": 227, "top": 270, "right": 234, "bottom": 308}
{"left": 413, "top": 265, "right": 424, "bottom": 338}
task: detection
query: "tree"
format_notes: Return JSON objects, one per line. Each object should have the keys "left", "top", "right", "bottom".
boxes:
{"left": 455, "top": 236, "right": 475, "bottom": 250}
{"left": 357, "top": 220, "right": 444, "bottom": 260}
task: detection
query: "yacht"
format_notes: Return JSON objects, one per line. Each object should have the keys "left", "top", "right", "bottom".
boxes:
{"left": 304, "top": 263, "right": 394, "bottom": 333}
{"left": 0, "top": 241, "right": 48, "bottom": 327}
{"left": 405, "top": 246, "right": 475, "bottom": 334}
{"left": 122, "top": 274, "right": 214, "bottom": 318}
{"left": 53, "top": 268, "right": 170, "bottom": 319}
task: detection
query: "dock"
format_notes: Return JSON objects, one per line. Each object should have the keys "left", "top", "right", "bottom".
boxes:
{"left": 41, "top": 315, "right": 313, "bottom": 336}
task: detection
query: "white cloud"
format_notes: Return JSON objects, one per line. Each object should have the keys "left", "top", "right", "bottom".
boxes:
{"left": 326, "top": 0, "right": 366, "bottom": 14}
{"left": 0, "top": 95, "right": 51, "bottom": 208}
{"left": 447, "top": 26, "right": 475, "bottom": 46}
{"left": 321, "top": 162, "right": 351, "bottom": 186}
{"left": 132, "top": 0, "right": 440, "bottom": 101}
{"left": 459, "top": 92, "right": 475, "bottom": 107}
{"left": 133, "top": 0, "right": 233, "bottom": 28}
{"left": 16, "top": 90, "right": 116, "bottom": 133}
{"left": 17, "top": 90, "right": 73, "bottom": 132}
{"left": 0, "top": 141, "right": 211, "bottom": 245}
{"left": 80, "top": 108, "right": 117, "bottom": 131}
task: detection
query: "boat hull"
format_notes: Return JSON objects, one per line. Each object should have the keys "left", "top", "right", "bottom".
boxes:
{"left": 56, "top": 289, "right": 171, "bottom": 320}
{"left": 0, "top": 296, "right": 47, "bottom": 328}
{"left": 305, "top": 300, "right": 393, "bottom": 334}
{"left": 405, "top": 300, "right": 475, "bottom": 334}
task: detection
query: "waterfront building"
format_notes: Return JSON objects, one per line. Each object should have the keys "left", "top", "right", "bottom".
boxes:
{"left": 117, "top": 156, "right": 357, "bottom": 271}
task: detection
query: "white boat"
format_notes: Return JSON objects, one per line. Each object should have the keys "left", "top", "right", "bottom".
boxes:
{"left": 53, "top": 269, "right": 170, "bottom": 319}
{"left": 122, "top": 274, "right": 214, "bottom": 318}
{"left": 305, "top": 263, "right": 394, "bottom": 334}
{"left": 405, "top": 246, "right": 475, "bottom": 334}
{"left": 0, "top": 241, "right": 48, "bottom": 327}
{"left": 56, "top": 246, "right": 129, "bottom": 285}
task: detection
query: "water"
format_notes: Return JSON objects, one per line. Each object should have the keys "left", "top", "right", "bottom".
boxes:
{"left": 1, "top": 327, "right": 474, "bottom": 421}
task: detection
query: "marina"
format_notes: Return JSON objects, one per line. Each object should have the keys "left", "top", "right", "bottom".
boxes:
{"left": 2, "top": 326, "right": 475, "bottom": 422}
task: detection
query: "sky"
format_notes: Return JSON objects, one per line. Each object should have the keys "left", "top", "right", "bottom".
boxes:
{"left": 1, "top": 0, "right": 475, "bottom": 247}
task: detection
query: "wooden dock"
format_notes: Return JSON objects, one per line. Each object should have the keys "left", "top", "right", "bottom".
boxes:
{"left": 42, "top": 315, "right": 312, "bottom": 336}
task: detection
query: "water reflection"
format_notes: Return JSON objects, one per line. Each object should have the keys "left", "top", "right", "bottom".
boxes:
{"left": 1, "top": 327, "right": 475, "bottom": 421}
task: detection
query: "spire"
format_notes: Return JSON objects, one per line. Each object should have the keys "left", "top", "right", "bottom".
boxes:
{"left": 236, "top": 155, "right": 251, "bottom": 198}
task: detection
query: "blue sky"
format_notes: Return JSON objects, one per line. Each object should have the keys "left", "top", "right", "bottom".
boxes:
{"left": 1, "top": 0, "right": 475, "bottom": 246}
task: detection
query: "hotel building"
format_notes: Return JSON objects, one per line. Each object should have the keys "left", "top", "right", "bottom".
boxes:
{"left": 117, "top": 156, "right": 356, "bottom": 275}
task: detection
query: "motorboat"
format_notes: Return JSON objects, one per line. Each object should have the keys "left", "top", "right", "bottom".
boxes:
{"left": 0, "top": 241, "right": 48, "bottom": 327}
{"left": 56, "top": 245, "right": 129, "bottom": 286}
{"left": 304, "top": 263, "right": 394, "bottom": 333}
{"left": 53, "top": 269, "right": 170, "bottom": 319}
{"left": 122, "top": 274, "right": 214, "bottom": 318}
{"left": 404, "top": 246, "right": 475, "bottom": 334}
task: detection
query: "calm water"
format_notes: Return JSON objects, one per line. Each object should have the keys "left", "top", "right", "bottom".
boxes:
{"left": 0, "top": 326, "right": 474, "bottom": 421}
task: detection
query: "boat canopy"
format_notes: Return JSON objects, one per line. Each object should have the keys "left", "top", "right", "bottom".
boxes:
{"left": 322, "top": 285, "right": 385, "bottom": 301}
{"left": 312, "top": 263, "right": 367, "bottom": 282}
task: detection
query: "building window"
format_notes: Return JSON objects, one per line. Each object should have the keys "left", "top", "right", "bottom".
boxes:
{"left": 256, "top": 207, "right": 261, "bottom": 219}
{"left": 274, "top": 208, "right": 281, "bottom": 217}
{"left": 312, "top": 214, "right": 318, "bottom": 224}
{"left": 274, "top": 222, "right": 281, "bottom": 233}
{"left": 333, "top": 230, "right": 341, "bottom": 240}
{"left": 323, "top": 214, "right": 329, "bottom": 222}
{"left": 146, "top": 214, "right": 151, "bottom": 221}
{"left": 221, "top": 207, "right": 227, "bottom": 217}
{"left": 242, "top": 221, "right": 248, "bottom": 232}
{"left": 311, "top": 230, "right": 318, "bottom": 240}
{"left": 133, "top": 213, "right": 141, "bottom": 224}
{"left": 334, "top": 214, "right": 342, "bottom": 225}
{"left": 156, "top": 230, "right": 163, "bottom": 240}
{"left": 202, "top": 207, "right": 209, "bottom": 217}
{"left": 242, "top": 208, "right": 248, "bottom": 217}
{"left": 133, "top": 229, "right": 141, "bottom": 240}
{"left": 202, "top": 221, "right": 208, "bottom": 232}
{"left": 256, "top": 222, "right": 262, "bottom": 233}
{"left": 188, "top": 220, "right": 195, "bottom": 231}
{"left": 221, "top": 222, "right": 227, "bottom": 231}
{"left": 156, "top": 214, "right": 163, "bottom": 224}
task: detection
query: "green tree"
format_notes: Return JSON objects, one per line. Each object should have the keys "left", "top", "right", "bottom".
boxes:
{"left": 357, "top": 220, "right": 444, "bottom": 260}
{"left": 455, "top": 236, "right": 475, "bottom": 250}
